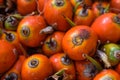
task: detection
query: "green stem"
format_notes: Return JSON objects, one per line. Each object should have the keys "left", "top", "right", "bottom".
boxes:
{"left": 84, "top": 54, "right": 103, "bottom": 71}
{"left": 55, "top": 69, "right": 65, "bottom": 76}
{"left": 62, "top": 15, "right": 76, "bottom": 27}
{"left": 104, "top": 4, "right": 110, "bottom": 13}
{"left": 73, "top": 2, "right": 81, "bottom": 13}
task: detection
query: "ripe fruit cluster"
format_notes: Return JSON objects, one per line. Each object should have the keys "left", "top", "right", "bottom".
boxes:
{"left": 0, "top": 0, "right": 120, "bottom": 80}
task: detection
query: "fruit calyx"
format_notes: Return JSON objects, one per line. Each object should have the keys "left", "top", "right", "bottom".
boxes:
{"left": 113, "top": 50, "right": 120, "bottom": 60}
{"left": 5, "top": 16, "right": 18, "bottom": 27}
{"left": 4, "top": 32, "right": 15, "bottom": 42}
{"left": 28, "top": 58, "right": 39, "bottom": 68}
{"left": 72, "top": 29, "right": 90, "bottom": 46}
{"left": 4, "top": 72, "right": 18, "bottom": 80}
{"left": 79, "top": 4, "right": 88, "bottom": 17}
{"left": 97, "top": 2, "right": 109, "bottom": 15}
{"left": 46, "top": 37, "right": 57, "bottom": 51}
{"left": 21, "top": 26, "right": 30, "bottom": 37}
{"left": 61, "top": 55, "right": 72, "bottom": 65}
{"left": 113, "top": 15, "right": 120, "bottom": 24}
{"left": 53, "top": 0, "right": 65, "bottom": 7}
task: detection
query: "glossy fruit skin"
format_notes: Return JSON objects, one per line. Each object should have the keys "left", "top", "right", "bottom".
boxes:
{"left": 17, "top": 15, "right": 47, "bottom": 47}
{"left": 1, "top": 31, "right": 27, "bottom": 56}
{"left": 62, "top": 25, "right": 98, "bottom": 60}
{"left": 93, "top": 69, "right": 120, "bottom": 80}
{"left": 92, "top": 1, "right": 109, "bottom": 18}
{"left": 17, "top": 0, "right": 37, "bottom": 15}
{"left": 38, "top": 0, "right": 48, "bottom": 13}
{"left": 0, "top": 40, "right": 18, "bottom": 74}
{"left": 1, "top": 55, "right": 26, "bottom": 80}
{"left": 21, "top": 54, "right": 53, "bottom": 80}
{"left": 110, "top": 0, "right": 120, "bottom": 13}
{"left": 103, "top": 43, "right": 120, "bottom": 66}
{"left": 91, "top": 13, "right": 120, "bottom": 43}
{"left": 44, "top": 0, "right": 73, "bottom": 31}
{"left": 49, "top": 53, "right": 76, "bottom": 80}
{"left": 75, "top": 60, "right": 98, "bottom": 80}
{"left": 70, "top": 0, "right": 92, "bottom": 7}
{"left": 42, "top": 31, "right": 65, "bottom": 57}
{"left": 73, "top": 7, "right": 95, "bottom": 26}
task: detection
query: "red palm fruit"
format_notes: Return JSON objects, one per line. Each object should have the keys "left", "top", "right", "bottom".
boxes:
{"left": 91, "top": 13, "right": 120, "bottom": 43}
{"left": 1, "top": 31, "right": 28, "bottom": 56}
{"left": 44, "top": 0, "right": 73, "bottom": 31}
{"left": 21, "top": 54, "right": 53, "bottom": 80}
{"left": 49, "top": 53, "right": 76, "bottom": 80}
{"left": 17, "top": 15, "right": 47, "bottom": 47}
{"left": 62, "top": 25, "right": 98, "bottom": 60}
{"left": 0, "top": 40, "right": 18, "bottom": 74}
{"left": 1, "top": 55, "right": 26, "bottom": 80}
{"left": 17, "top": 0, "right": 37, "bottom": 15}
{"left": 42, "top": 31, "right": 65, "bottom": 57}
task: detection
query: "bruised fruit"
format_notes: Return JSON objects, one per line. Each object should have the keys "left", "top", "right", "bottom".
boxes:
{"left": 75, "top": 60, "right": 99, "bottom": 80}
{"left": 21, "top": 54, "right": 53, "bottom": 80}
{"left": 62, "top": 25, "right": 98, "bottom": 60}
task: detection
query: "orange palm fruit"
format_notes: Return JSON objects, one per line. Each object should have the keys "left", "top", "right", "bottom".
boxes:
{"left": 17, "top": 0, "right": 37, "bottom": 15}
{"left": 62, "top": 25, "right": 98, "bottom": 60}
{"left": 17, "top": 15, "right": 47, "bottom": 47}
{"left": 21, "top": 54, "right": 53, "bottom": 80}
{"left": 44, "top": 0, "right": 73, "bottom": 31}
{"left": 42, "top": 31, "right": 65, "bottom": 57}
{"left": 0, "top": 40, "right": 18, "bottom": 74}
{"left": 49, "top": 53, "right": 76, "bottom": 80}
{"left": 1, "top": 31, "right": 28, "bottom": 56}
{"left": 1, "top": 55, "right": 26, "bottom": 80}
